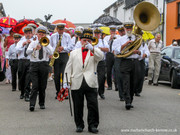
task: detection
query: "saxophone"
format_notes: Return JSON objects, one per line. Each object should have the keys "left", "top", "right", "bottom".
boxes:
{"left": 49, "top": 35, "right": 62, "bottom": 67}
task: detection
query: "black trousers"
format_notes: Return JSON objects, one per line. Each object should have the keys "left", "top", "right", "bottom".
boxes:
{"left": 9, "top": 59, "right": 18, "bottom": 90}
{"left": 54, "top": 53, "right": 69, "bottom": 95}
{"left": 120, "top": 59, "right": 139, "bottom": 104}
{"left": 30, "top": 62, "right": 49, "bottom": 107}
{"left": 135, "top": 59, "right": 145, "bottom": 94}
{"left": 71, "top": 78, "right": 99, "bottom": 129}
{"left": 106, "top": 52, "right": 116, "bottom": 88}
{"left": 114, "top": 57, "right": 124, "bottom": 99}
{"left": 97, "top": 60, "right": 106, "bottom": 95}
{"left": 18, "top": 59, "right": 31, "bottom": 97}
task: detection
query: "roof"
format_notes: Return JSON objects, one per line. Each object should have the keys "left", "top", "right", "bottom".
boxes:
{"left": 167, "top": 0, "right": 176, "bottom": 3}
{"left": 124, "top": 0, "right": 144, "bottom": 9}
{"left": 104, "top": 0, "right": 124, "bottom": 13}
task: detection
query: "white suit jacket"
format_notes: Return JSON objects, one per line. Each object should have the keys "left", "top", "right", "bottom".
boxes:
{"left": 64, "top": 47, "right": 104, "bottom": 90}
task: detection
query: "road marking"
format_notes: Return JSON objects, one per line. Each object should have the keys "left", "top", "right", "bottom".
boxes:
{"left": 178, "top": 93, "right": 180, "bottom": 96}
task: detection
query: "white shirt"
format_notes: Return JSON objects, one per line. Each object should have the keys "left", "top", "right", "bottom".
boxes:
{"left": 26, "top": 40, "right": 53, "bottom": 62}
{"left": 113, "top": 34, "right": 143, "bottom": 59}
{"left": 148, "top": 39, "right": 163, "bottom": 53}
{"left": 104, "top": 35, "right": 119, "bottom": 53}
{"left": 94, "top": 39, "right": 109, "bottom": 60}
{"left": 16, "top": 37, "right": 34, "bottom": 59}
{"left": 50, "top": 32, "right": 73, "bottom": 53}
{"left": 74, "top": 41, "right": 82, "bottom": 49}
{"left": 139, "top": 43, "right": 150, "bottom": 60}
{"left": 8, "top": 43, "right": 18, "bottom": 59}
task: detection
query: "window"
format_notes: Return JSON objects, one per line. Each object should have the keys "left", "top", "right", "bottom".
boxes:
{"left": 178, "top": 3, "right": 180, "bottom": 26}
{"left": 161, "top": 48, "right": 173, "bottom": 58}
{"left": 113, "top": 8, "right": 118, "bottom": 18}
{"left": 174, "top": 49, "right": 180, "bottom": 59}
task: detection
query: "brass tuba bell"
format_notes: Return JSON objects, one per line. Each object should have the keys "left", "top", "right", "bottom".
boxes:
{"left": 91, "top": 37, "right": 99, "bottom": 46}
{"left": 116, "top": 1, "right": 160, "bottom": 58}
{"left": 40, "top": 37, "right": 50, "bottom": 47}
{"left": 133, "top": 1, "right": 160, "bottom": 31}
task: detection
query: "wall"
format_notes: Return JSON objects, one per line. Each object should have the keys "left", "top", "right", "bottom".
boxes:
{"left": 166, "top": 0, "right": 180, "bottom": 45}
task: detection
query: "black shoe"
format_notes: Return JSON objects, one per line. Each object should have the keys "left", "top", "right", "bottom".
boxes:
{"left": 55, "top": 95, "right": 57, "bottom": 99}
{"left": 125, "top": 103, "right": 131, "bottom": 110}
{"left": 65, "top": 96, "right": 68, "bottom": 99}
{"left": 153, "top": 83, "right": 158, "bottom": 86}
{"left": 120, "top": 98, "right": 125, "bottom": 101}
{"left": 135, "top": 93, "right": 141, "bottom": 97}
{"left": 148, "top": 80, "right": 153, "bottom": 85}
{"left": 25, "top": 97, "right": 30, "bottom": 102}
{"left": 29, "top": 106, "right": 34, "bottom": 111}
{"left": 107, "top": 87, "right": 112, "bottom": 90}
{"left": 130, "top": 105, "right": 134, "bottom": 108}
{"left": 100, "top": 94, "right": 105, "bottom": 99}
{"left": 20, "top": 95, "right": 24, "bottom": 99}
{"left": 12, "top": 89, "right": 16, "bottom": 91}
{"left": 76, "top": 127, "right": 83, "bottom": 132}
{"left": 115, "top": 88, "right": 118, "bottom": 91}
{"left": 40, "top": 105, "right": 45, "bottom": 109}
{"left": 88, "top": 127, "right": 98, "bottom": 134}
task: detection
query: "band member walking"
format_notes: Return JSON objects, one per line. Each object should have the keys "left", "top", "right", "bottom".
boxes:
{"left": 104, "top": 25, "right": 118, "bottom": 90}
{"left": 26, "top": 26, "right": 53, "bottom": 111}
{"left": 50, "top": 23, "right": 73, "bottom": 99}
{"left": 93, "top": 28, "right": 109, "bottom": 99}
{"left": 113, "top": 25, "right": 126, "bottom": 101}
{"left": 16, "top": 26, "right": 34, "bottom": 101}
{"left": 63, "top": 28, "right": 104, "bottom": 133}
{"left": 7, "top": 34, "right": 22, "bottom": 91}
{"left": 114, "top": 22, "right": 144, "bottom": 110}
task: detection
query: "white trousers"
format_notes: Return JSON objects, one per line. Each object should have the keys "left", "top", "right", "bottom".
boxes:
{"left": 147, "top": 53, "right": 161, "bottom": 84}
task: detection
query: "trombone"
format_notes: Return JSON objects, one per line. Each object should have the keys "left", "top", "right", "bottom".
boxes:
{"left": 92, "top": 37, "right": 99, "bottom": 46}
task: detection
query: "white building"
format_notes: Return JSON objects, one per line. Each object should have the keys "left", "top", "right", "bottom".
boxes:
{"left": 103, "top": 0, "right": 166, "bottom": 42}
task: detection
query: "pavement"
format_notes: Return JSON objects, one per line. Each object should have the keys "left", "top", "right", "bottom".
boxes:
{"left": 0, "top": 80, "right": 180, "bottom": 135}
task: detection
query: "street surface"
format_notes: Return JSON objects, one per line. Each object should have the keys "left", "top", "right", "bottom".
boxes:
{"left": 0, "top": 80, "right": 179, "bottom": 135}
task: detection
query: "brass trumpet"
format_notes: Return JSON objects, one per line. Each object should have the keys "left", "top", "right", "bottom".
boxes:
{"left": 32, "top": 37, "right": 50, "bottom": 58}
{"left": 39, "top": 37, "right": 49, "bottom": 47}
{"left": 92, "top": 37, "right": 99, "bottom": 46}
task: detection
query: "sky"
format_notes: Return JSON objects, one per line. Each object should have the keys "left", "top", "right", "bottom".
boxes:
{"left": 1, "top": 0, "right": 116, "bottom": 23}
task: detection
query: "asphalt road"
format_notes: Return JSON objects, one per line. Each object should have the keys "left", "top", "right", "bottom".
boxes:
{"left": 0, "top": 80, "right": 179, "bottom": 135}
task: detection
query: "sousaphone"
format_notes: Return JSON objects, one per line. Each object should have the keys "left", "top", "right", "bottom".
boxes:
{"left": 116, "top": 1, "right": 160, "bottom": 58}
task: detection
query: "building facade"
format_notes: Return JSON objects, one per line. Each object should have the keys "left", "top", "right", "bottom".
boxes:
{"left": 103, "top": 0, "right": 166, "bottom": 43}
{"left": 166, "top": 0, "right": 180, "bottom": 45}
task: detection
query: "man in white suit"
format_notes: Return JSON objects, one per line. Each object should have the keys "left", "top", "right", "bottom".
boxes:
{"left": 63, "top": 28, "right": 104, "bottom": 133}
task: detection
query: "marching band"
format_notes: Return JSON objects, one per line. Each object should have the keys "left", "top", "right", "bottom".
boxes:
{"left": 2, "top": 1, "right": 163, "bottom": 133}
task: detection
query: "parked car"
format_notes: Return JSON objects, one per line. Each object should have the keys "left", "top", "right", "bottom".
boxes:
{"left": 158, "top": 46, "right": 180, "bottom": 88}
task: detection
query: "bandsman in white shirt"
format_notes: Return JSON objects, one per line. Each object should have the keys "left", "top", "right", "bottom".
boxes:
{"left": 93, "top": 28, "right": 109, "bottom": 99}
{"left": 112, "top": 25, "right": 126, "bottom": 101}
{"left": 26, "top": 26, "right": 53, "bottom": 111}
{"left": 16, "top": 26, "right": 34, "bottom": 101}
{"left": 104, "top": 25, "right": 118, "bottom": 90}
{"left": 7, "top": 34, "right": 22, "bottom": 91}
{"left": 147, "top": 33, "right": 163, "bottom": 86}
{"left": 135, "top": 40, "right": 150, "bottom": 97}
{"left": 72, "top": 26, "right": 84, "bottom": 50}
{"left": 50, "top": 23, "right": 73, "bottom": 99}
{"left": 114, "top": 22, "right": 144, "bottom": 110}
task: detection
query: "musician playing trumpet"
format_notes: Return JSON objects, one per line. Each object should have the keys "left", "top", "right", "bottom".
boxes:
{"left": 26, "top": 26, "right": 53, "bottom": 111}
{"left": 50, "top": 23, "right": 73, "bottom": 99}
